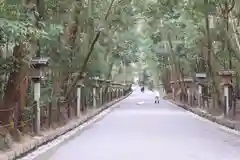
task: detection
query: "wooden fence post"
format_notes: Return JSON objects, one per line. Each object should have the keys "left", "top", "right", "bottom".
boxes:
{"left": 67, "top": 103, "right": 71, "bottom": 119}
{"left": 48, "top": 102, "right": 52, "bottom": 128}
{"left": 57, "top": 99, "right": 60, "bottom": 122}
{"left": 32, "top": 101, "right": 37, "bottom": 133}
{"left": 33, "top": 80, "right": 40, "bottom": 134}
{"left": 77, "top": 86, "right": 81, "bottom": 117}
{"left": 93, "top": 86, "right": 97, "bottom": 108}
{"left": 99, "top": 87, "right": 103, "bottom": 105}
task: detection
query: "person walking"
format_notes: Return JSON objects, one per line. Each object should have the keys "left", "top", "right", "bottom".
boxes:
{"left": 154, "top": 89, "right": 160, "bottom": 103}
{"left": 141, "top": 86, "right": 145, "bottom": 93}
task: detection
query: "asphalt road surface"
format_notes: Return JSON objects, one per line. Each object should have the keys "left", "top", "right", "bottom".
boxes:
{"left": 31, "top": 89, "right": 240, "bottom": 160}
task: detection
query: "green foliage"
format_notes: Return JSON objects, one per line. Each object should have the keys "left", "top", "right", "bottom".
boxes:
{"left": 1, "top": 0, "right": 240, "bottom": 100}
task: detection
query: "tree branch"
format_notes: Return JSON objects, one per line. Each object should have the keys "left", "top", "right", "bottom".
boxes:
{"left": 227, "top": 0, "right": 235, "bottom": 13}
{"left": 217, "top": 1, "right": 225, "bottom": 16}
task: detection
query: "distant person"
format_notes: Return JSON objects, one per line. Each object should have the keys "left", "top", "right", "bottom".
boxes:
{"left": 154, "top": 89, "right": 160, "bottom": 103}
{"left": 141, "top": 86, "right": 145, "bottom": 92}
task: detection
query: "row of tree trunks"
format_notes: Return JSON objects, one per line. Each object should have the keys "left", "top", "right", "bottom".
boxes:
{"left": 167, "top": 32, "right": 187, "bottom": 98}
{"left": 160, "top": 68, "right": 171, "bottom": 93}
{"left": 65, "top": 0, "right": 116, "bottom": 100}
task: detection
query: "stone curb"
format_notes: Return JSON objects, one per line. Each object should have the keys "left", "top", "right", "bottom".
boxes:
{"left": 167, "top": 99, "right": 240, "bottom": 131}
{"left": 2, "top": 92, "right": 132, "bottom": 160}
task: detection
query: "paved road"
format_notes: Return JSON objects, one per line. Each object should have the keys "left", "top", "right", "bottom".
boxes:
{"left": 34, "top": 89, "right": 240, "bottom": 160}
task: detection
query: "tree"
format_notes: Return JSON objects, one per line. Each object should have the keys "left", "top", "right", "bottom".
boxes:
{"left": 134, "top": 0, "right": 240, "bottom": 112}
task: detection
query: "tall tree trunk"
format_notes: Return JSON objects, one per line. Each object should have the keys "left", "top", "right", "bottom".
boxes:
{"left": 0, "top": 43, "right": 27, "bottom": 128}
{"left": 103, "top": 62, "right": 115, "bottom": 95}
{"left": 204, "top": 0, "right": 221, "bottom": 108}
{"left": 17, "top": 67, "right": 29, "bottom": 132}
{"left": 167, "top": 32, "right": 185, "bottom": 98}
{"left": 35, "top": 0, "right": 45, "bottom": 19}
